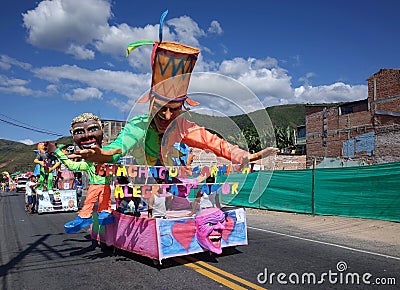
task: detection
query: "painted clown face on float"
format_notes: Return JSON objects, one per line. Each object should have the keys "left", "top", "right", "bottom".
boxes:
{"left": 195, "top": 207, "right": 226, "bottom": 254}
{"left": 70, "top": 113, "right": 103, "bottom": 150}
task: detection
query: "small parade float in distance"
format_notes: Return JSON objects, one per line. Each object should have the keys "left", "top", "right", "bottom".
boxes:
{"left": 34, "top": 143, "right": 80, "bottom": 214}
{"left": 36, "top": 168, "right": 79, "bottom": 214}
{"left": 90, "top": 163, "right": 250, "bottom": 265}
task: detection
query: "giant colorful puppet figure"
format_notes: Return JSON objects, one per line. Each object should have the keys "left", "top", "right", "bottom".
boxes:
{"left": 34, "top": 142, "right": 60, "bottom": 196}
{"left": 75, "top": 10, "right": 279, "bottom": 174}
{"left": 46, "top": 113, "right": 119, "bottom": 233}
{"left": 71, "top": 10, "right": 279, "bottom": 241}
{"left": 75, "top": 10, "right": 278, "bottom": 257}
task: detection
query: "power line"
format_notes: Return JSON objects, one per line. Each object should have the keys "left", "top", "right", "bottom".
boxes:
{"left": 0, "top": 113, "right": 63, "bottom": 136}
{"left": 0, "top": 117, "right": 63, "bottom": 137}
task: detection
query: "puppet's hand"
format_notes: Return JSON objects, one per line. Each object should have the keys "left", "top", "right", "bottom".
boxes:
{"left": 241, "top": 147, "right": 280, "bottom": 169}
{"left": 248, "top": 147, "right": 280, "bottom": 162}
{"left": 74, "top": 146, "right": 122, "bottom": 163}
{"left": 67, "top": 153, "right": 81, "bottom": 159}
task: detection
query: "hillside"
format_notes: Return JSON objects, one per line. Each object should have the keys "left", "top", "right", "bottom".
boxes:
{"left": 1, "top": 104, "right": 305, "bottom": 174}
{"left": 188, "top": 104, "right": 305, "bottom": 136}
{"left": 0, "top": 136, "right": 73, "bottom": 174}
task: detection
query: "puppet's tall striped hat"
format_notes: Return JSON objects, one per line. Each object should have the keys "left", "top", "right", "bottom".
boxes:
{"left": 127, "top": 10, "right": 200, "bottom": 106}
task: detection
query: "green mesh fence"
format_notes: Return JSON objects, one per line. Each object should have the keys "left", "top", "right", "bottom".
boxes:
{"left": 220, "top": 162, "right": 400, "bottom": 222}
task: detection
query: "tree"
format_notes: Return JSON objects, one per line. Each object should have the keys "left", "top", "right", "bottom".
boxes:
{"left": 274, "top": 126, "right": 295, "bottom": 150}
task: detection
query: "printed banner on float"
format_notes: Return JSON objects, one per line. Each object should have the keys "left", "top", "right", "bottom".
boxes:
{"left": 37, "top": 189, "right": 78, "bottom": 214}
{"left": 157, "top": 208, "right": 248, "bottom": 260}
{"left": 91, "top": 208, "right": 248, "bottom": 262}
{"left": 97, "top": 163, "right": 253, "bottom": 200}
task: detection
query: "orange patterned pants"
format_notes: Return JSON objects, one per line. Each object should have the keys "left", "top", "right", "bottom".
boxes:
{"left": 78, "top": 184, "right": 111, "bottom": 218}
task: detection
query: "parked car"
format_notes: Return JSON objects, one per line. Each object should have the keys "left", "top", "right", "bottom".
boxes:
{"left": 16, "top": 178, "right": 28, "bottom": 192}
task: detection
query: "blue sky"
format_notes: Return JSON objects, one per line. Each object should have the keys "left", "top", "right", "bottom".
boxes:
{"left": 1, "top": 0, "right": 399, "bottom": 145}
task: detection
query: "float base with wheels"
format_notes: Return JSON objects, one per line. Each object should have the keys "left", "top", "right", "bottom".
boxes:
{"left": 90, "top": 207, "right": 247, "bottom": 264}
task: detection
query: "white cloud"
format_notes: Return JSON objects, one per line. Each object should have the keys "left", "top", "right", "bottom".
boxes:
{"left": 188, "top": 72, "right": 267, "bottom": 115}
{"left": 216, "top": 57, "right": 294, "bottom": 107}
{"left": 0, "top": 61, "right": 10, "bottom": 70}
{"left": 95, "top": 23, "right": 159, "bottom": 71}
{"left": 298, "top": 72, "right": 316, "bottom": 86}
{"left": 219, "top": 57, "right": 252, "bottom": 77}
{"left": 19, "top": 139, "right": 34, "bottom": 145}
{"left": 0, "top": 75, "right": 30, "bottom": 86}
{"left": 64, "top": 87, "right": 103, "bottom": 101}
{"left": 208, "top": 20, "right": 223, "bottom": 35}
{"left": 167, "top": 16, "right": 205, "bottom": 48}
{"left": 21, "top": 0, "right": 210, "bottom": 66}
{"left": 0, "top": 75, "right": 39, "bottom": 96}
{"left": 252, "top": 58, "right": 279, "bottom": 69}
{"left": 294, "top": 83, "right": 367, "bottom": 104}
{"left": 66, "top": 44, "right": 95, "bottom": 60}
{"left": 211, "top": 57, "right": 367, "bottom": 108}
{"left": 22, "top": 0, "right": 111, "bottom": 52}
{"left": 34, "top": 64, "right": 150, "bottom": 97}
{"left": 218, "top": 57, "right": 278, "bottom": 77}
{"left": 46, "top": 84, "right": 58, "bottom": 93}
{"left": 0, "top": 55, "right": 32, "bottom": 71}
{"left": 238, "top": 68, "right": 294, "bottom": 101}
{"left": 0, "top": 86, "right": 39, "bottom": 96}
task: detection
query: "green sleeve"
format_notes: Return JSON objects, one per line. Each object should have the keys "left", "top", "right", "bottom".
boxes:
{"left": 102, "top": 114, "right": 148, "bottom": 163}
{"left": 54, "top": 148, "right": 89, "bottom": 172}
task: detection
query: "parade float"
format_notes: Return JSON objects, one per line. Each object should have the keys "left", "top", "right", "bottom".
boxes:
{"left": 91, "top": 207, "right": 247, "bottom": 264}
{"left": 57, "top": 9, "right": 277, "bottom": 264}
{"left": 36, "top": 169, "right": 79, "bottom": 214}
{"left": 90, "top": 163, "right": 250, "bottom": 264}
{"left": 34, "top": 143, "right": 79, "bottom": 214}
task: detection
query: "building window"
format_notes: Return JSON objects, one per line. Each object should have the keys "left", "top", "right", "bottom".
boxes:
{"left": 339, "top": 100, "right": 368, "bottom": 115}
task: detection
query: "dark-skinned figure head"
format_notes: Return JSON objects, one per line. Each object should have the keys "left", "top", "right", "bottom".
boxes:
{"left": 70, "top": 113, "right": 103, "bottom": 150}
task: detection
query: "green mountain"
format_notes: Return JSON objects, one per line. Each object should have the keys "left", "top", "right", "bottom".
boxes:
{"left": 187, "top": 104, "right": 305, "bottom": 137}
{"left": 0, "top": 104, "right": 305, "bottom": 174}
{"left": 0, "top": 136, "right": 73, "bottom": 174}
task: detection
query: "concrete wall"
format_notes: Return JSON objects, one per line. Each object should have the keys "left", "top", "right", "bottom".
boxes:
{"left": 191, "top": 148, "right": 306, "bottom": 170}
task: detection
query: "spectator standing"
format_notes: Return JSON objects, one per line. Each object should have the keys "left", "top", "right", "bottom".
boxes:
{"left": 25, "top": 175, "right": 38, "bottom": 214}
{"left": 148, "top": 180, "right": 172, "bottom": 219}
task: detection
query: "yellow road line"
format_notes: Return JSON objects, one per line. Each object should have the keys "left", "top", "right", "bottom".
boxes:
{"left": 174, "top": 257, "right": 247, "bottom": 290}
{"left": 186, "top": 256, "right": 266, "bottom": 290}
{"left": 174, "top": 256, "right": 266, "bottom": 290}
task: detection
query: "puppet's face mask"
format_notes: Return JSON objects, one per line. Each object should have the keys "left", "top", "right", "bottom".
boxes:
{"left": 150, "top": 98, "right": 183, "bottom": 133}
{"left": 71, "top": 120, "right": 103, "bottom": 150}
{"left": 37, "top": 142, "right": 45, "bottom": 153}
{"left": 195, "top": 208, "right": 226, "bottom": 254}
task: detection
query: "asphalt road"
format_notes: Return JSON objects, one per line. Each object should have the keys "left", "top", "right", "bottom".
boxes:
{"left": 1, "top": 190, "right": 399, "bottom": 290}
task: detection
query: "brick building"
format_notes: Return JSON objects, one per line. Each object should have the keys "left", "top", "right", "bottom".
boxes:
{"left": 305, "top": 69, "right": 400, "bottom": 167}
{"left": 101, "top": 119, "right": 126, "bottom": 146}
